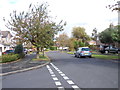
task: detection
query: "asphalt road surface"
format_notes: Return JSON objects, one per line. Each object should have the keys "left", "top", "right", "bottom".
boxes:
{"left": 2, "top": 51, "right": 119, "bottom": 89}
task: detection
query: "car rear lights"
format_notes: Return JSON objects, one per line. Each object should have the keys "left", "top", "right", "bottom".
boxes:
{"left": 89, "top": 51, "right": 92, "bottom": 53}
{"left": 80, "top": 51, "right": 84, "bottom": 53}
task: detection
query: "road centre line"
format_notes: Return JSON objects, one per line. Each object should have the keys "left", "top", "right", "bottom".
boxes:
{"left": 50, "top": 63, "right": 81, "bottom": 89}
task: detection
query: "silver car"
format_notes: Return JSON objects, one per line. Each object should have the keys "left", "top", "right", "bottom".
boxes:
{"left": 74, "top": 47, "right": 92, "bottom": 58}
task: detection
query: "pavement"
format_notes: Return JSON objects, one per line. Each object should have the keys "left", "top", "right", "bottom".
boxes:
{"left": 0, "top": 53, "right": 50, "bottom": 76}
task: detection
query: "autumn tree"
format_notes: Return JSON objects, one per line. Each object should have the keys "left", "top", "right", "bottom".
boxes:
{"left": 67, "top": 38, "right": 76, "bottom": 51}
{"left": 4, "top": 3, "right": 66, "bottom": 58}
{"left": 72, "top": 26, "right": 90, "bottom": 47}
{"left": 57, "top": 33, "right": 69, "bottom": 51}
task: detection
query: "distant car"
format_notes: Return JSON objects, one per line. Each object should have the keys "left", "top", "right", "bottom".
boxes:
{"left": 2, "top": 50, "right": 14, "bottom": 55}
{"left": 74, "top": 47, "right": 92, "bottom": 58}
{"left": 99, "top": 45, "right": 119, "bottom": 54}
{"left": 23, "top": 49, "right": 28, "bottom": 54}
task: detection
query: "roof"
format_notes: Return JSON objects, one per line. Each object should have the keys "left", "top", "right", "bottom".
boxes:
{"left": 0, "top": 31, "right": 12, "bottom": 38}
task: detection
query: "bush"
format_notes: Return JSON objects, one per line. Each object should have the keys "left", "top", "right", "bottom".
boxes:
{"left": 18, "top": 53, "right": 25, "bottom": 58}
{"left": 2, "top": 54, "right": 19, "bottom": 63}
{"left": 50, "top": 46, "right": 57, "bottom": 50}
{"left": 14, "top": 44, "right": 25, "bottom": 58}
{"left": 14, "top": 44, "right": 23, "bottom": 54}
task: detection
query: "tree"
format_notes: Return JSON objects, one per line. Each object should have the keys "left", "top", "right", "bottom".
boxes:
{"left": 57, "top": 33, "right": 69, "bottom": 51}
{"left": 92, "top": 28, "right": 98, "bottom": 41}
{"left": 67, "top": 38, "right": 76, "bottom": 51}
{"left": 99, "top": 24, "right": 120, "bottom": 45}
{"left": 72, "top": 27, "right": 90, "bottom": 43}
{"left": 107, "top": 1, "right": 120, "bottom": 11}
{"left": 111, "top": 25, "right": 120, "bottom": 44}
{"left": 4, "top": 3, "right": 66, "bottom": 58}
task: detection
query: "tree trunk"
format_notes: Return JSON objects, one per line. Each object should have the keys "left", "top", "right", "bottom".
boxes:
{"left": 36, "top": 47, "right": 39, "bottom": 59}
{"left": 43, "top": 49, "right": 45, "bottom": 57}
{"left": 41, "top": 47, "right": 44, "bottom": 57}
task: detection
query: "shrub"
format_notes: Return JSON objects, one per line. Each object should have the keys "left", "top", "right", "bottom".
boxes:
{"left": 14, "top": 44, "right": 25, "bottom": 58}
{"left": 14, "top": 44, "right": 23, "bottom": 54}
{"left": 50, "top": 46, "right": 57, "bottom": 50}
{"left": 2, "top": 54, "right": 19, "bottom": 63}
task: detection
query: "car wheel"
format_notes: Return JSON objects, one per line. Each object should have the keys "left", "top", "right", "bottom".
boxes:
{"left": 105, "top": 51, "right": 109, "bottom": 54}
{"left": 75, "top": 54, "right": 77, "bottom": 57}
{"left": 89, "top": 56, "right": 92, "bottom": 58}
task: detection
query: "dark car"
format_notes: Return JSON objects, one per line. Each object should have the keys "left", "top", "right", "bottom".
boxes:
{"left": 99, "top": 45, "right": 119, "bottom": 54}
{"left": 2, "top": 50, "right": 14, "bottom": 55}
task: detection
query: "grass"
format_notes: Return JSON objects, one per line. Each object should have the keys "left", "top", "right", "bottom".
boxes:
{"left": 67, "top": 52, "right": 74, "bottom": 54}
{"left": 0, "top": 56, "right": 2, "bottom": 63}
{"left": 32, "top": 55, "right": 49, "bottom": 61}
{"left": 92, "top": 54, "right": 119, "bottom": 60}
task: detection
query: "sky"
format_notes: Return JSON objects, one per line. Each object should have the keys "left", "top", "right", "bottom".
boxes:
{"left": 0, "top": 0, "right": 118, "bottom": 37}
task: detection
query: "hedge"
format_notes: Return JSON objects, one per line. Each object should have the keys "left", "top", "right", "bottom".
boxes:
{"left": 1, "top": 54, "right": 19, "bottom": 63}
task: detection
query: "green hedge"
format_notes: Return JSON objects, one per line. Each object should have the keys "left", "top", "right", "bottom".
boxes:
{"left": 1, "top": 54, "right": 19, "bottom": 63}
{"left": 50, "top": 46, "right": 57, "bottom": 50}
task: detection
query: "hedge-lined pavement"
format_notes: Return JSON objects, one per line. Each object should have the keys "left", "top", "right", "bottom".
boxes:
{"left": 0, "top": 53, "right": 50, "bottom": 75}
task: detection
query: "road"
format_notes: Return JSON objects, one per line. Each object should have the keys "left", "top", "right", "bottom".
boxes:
{"left": 2, "top": 51, "right": 119, "bottom": 89}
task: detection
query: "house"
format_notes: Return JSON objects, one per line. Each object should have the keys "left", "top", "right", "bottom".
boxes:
{"left": 0, "top": 31, "right": 13, "bottom": 55}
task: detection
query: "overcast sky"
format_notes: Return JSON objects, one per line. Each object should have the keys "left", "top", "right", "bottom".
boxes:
{"left": 0, "top": 0, "right": 118, "bottom": 37}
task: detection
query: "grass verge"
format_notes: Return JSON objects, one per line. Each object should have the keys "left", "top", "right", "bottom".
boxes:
{"left": 92, "top": 54, "right": 118, "bottom": 60}
{"left": 67, "top": 52, "right": 74, "bottom": 54}
{"left": 32, "top": 55, "right": 50, "bottom": 61}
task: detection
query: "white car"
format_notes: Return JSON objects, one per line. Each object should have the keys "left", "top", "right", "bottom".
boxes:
{"left": 74, "top": 47, "right": 92, "bottom": 58}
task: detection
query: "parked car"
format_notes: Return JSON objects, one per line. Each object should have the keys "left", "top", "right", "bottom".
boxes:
{"left": 99, "top": 45, "right": 119, "bottom": 54}
{"left": 2, "top": 50, "right": 14, "bottom": 55}
{"left": 74, "top": 47, "right": 92, "bottom": 58}
{"left": 23, "top": 49, "right": 28, "bottom": 54}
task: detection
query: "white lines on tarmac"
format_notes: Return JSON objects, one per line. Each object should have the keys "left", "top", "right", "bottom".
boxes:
{"left": 50, "top": 63, "right": 81, "bottom": 90}
{"left": 46, "top": 65, "right": 64, "bottom": 89}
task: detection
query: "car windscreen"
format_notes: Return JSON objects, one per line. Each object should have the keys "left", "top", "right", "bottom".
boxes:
{"left": 81, "top": 48, "right": 90, "bottom": 51}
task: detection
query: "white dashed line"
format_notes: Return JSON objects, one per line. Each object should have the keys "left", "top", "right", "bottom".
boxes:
{"left": 55, "top": 81, "right": 62, "bottom": 86}
{"left": 60, "top": 74, "right": 66, "bottom": 76}
{"left": 63, "top": 76, "right": 69, "bottom": 80}
{"left": 53, "top": 77, "right": 59, "bottom": 80}
{"left": 46, "top": 65, "right": 63, "bottom": 88}
{"left": 72, "top": 85, "right": 79, "bottom": 88}
{"left": 50, "top": 63, "right": 81, "bottom": 89}
{"left": 58, "top": 71, "right": 63, "bottom": 74}
{"left": 51, "top": 74, "right": 56, "bottom": 77}
{"left": 57, "top": 70, "right": 61, "bottom": 72}
{"left": 67, "top": 80, "right": 75, "bottom": 85}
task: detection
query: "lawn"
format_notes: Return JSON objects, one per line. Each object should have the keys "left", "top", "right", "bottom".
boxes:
{"left": 32, "top": 55, "right": 50, "bottom": 61}
{"left": 67, "top": 52, "right": 74, "bottom": 54}
{"left": 92, "top": 54, "right": 119, "bottom": 60}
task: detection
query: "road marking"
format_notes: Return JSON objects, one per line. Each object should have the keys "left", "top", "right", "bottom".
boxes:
{"left": 57, "top": 70, "right": 61, "bottom": 72}
{"left": 46, "top": 65, "right": 63, "bottom": 88}
{"left": 55, "top": 81, "right": 62, "bottom": 86}
{"left": 53, "top": 77, "right": 58, "bottom": 80}
{"left": 60, "top": 74, "right": 66, "bottom": 76}
{"left": 63, "top": 76, "right": 69, "bottom": 80}
{"left": 67, "top": 80, "right": 75, "bottom": 84}
{"left": 51, "top": 74, "right": 56, "bottom": 77}
{"left": 58, "top": 71, "right": 63, "bottom": 74}
{"left": 50, "top": 63, "right": 82, "bottom": 89}
{"left": 72, "top": 85, "right": 79, "bottom": 88}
